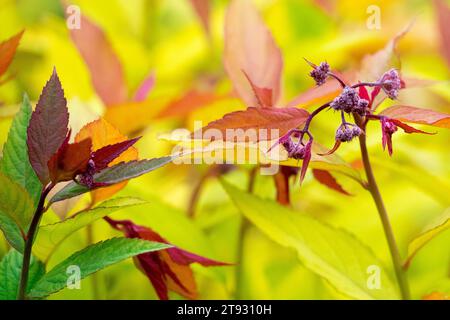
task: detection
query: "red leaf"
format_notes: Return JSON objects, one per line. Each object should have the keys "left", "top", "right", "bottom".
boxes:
{"left": 312, "top": 169, "right": 351, "bottom": 196}
{"left": 106, "top": 219, "right": 229, "bottom": 300}
{"left": 69, "top": 13, "right": 127, "bottom": 106}
{"left": 193, "top": 107, "right": 310, "bottom": 142}
{"left": 0, "top": 30, "right": 24, "bottom": 79}
{"left": 299, "top": 140, "right": 312, "bottom": 184}
{"left": 390, "top": 119, "right": 434, "bottom": 135}
{"left": 380, "top": 105, "right": 450, "bottom": 129}
{"left": 48, "top": 133, "right": 92, "bottom": 183}
{"left": 224, "top": 0, "right": 283, "bottom": 107}
{"left": 27, "top": 68, "right": 69, "bottom": 184}
{"left": 434, "top": 0, "right": 450, "bottom": 66}
{"left": 91, "top": 137, "right": 141, "bottom": 172}
{"left": 243, "top": 70, "right": 273, "bottom": 108}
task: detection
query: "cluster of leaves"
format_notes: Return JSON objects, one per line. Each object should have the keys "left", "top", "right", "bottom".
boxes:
{"left": 0, "top": 47, "right": 227, "bottom": 299}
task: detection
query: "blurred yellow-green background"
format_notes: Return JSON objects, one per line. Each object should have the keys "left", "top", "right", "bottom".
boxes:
{"left": 0, "top": 0, "right": 449, "bottom": 299}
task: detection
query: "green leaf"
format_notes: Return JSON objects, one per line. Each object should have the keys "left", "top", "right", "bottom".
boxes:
{"left": 0, "top": 94, "right": 42, "bottom": 207}
{"left": 0, "top": 172, "right": 34, "bottom": 252}
{"left": 34, "top": 197, "right": 147, "bottom": 261}
{"left": 0, "top": 215, "right": 24, "bottom": 253}
{"left": 221, "top": 180, "right": 400, "bottom": 300}
{"left": 0, "top": 249, "right": 45, "bottom": 300}
{"left": 49, "top": 156, "right": 174, "bottom": 203}
{"left": 404, "top": 209, "right": 450, "bottom": 269}
{"left": 28, "top": 237, "right": 171, "bottom": 298}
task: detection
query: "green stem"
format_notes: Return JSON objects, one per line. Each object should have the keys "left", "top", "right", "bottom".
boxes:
{"left": 358, "top": 134, "right": 411, "bottom": 300}
{"left": 235, "top": 167, "right": 257, "bottom": 299}
{"left": 17, "top": 183, "right": 53, "bottom": 300}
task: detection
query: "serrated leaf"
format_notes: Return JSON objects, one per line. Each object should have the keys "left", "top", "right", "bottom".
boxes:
{"left": 222, "top": 181, "right": 399, "bottom": 300}
{"left": 0, "top": 172, "right": 34, "bottom": 251}
{"left": 75, "top": 118, "right": 139, "bottom": 204}
{"left": 404, "top": 209, "right": 450, "bottom": 269}
{"left": 0, "top": 249, "right": 45, "bottom": 300}
{"left": 0, "top": 94, "right": 41, "bottom": 206}
{"left": 27, "top": 69, "right": 69, "bottom": 184}
{"left": 380, "top": 105, "right": 450, "bottom": 129}
{"left": 224, "top": 0, "right": 283, "bottom": 107}
{"left": 28, "top": 238, "right": 171, "bottom": 298}
{"left": 0, "top": 30, "right": 24, "bottom": 78}
{"left": 34, "top": 197, "right": 147, "bottom": 261}
{"left": 49, "top": 157, "right": 174, "bottom": 204}
{"left": 68, "top": 12, "right": 127, "bottom": 106}
{"left": 193, "top": 107, "right": 310, "bottom": 142}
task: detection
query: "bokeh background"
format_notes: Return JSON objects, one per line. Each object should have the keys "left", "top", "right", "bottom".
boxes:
{"left": 0, "top": 0, "right": 449, "bottom": 299}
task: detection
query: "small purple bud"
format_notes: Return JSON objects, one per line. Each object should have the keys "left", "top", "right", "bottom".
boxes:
{"left": 310, "top": 62, "right": 330, "bottom": 86}
{"left": 335, "top": 125, "right": 361, "bottom": 142}
{"left": 379, "top": 68, "right": 401, "bottom": 99}
{"left": 282, "top": 136, "right": 306, "bottom": 159}
{"left": 330, "top": 87, "right": 360, "bottom": 113}
{"left": 354, "top": 98, "right": 369, "bottom": 116}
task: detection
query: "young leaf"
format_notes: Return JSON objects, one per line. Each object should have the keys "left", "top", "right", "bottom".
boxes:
{"left": 75, "top": 118, "right": 139, "bottom": 204}
{"left": 380, "top": 105, "right": 450, "bottom": 129}
{"left": 28, "top": 237, "right": 171, "bottom": 298}
{"left": 49, "top": 156, "right": 174, "bottom": 203}
{"left": 27, "top": 69, "right": 69, "bottom": 185}
{"left": 0, "top": 94, "right": 41, "bottom": 206}
{"left": 312, "top": 169, "right": 351, "bottom": 196}
{"left": 222, "top": 181, "right": 400, "bottom": 300}
{"left": 0, "top": 30, "right": 24, "bottom": 79}
{"left": 34, "top": 197, "right": 147, "bottom": 261}
{"left": 0, "top": 172, "right": 34, "bottom": 239}
{"left": 48, "top": 135, "right": 92, "bottom": 183}
{"left": 0, "top": 249, "right": 45, "bottom": 300}
{"left": 193, "top": 107, "right": 310, "bottom": 142}
{"left": 224, "top": 0, "right": 283, "bottom": 107}
{"left": 404, "top": 209, "right": 450, "bottom": 269}
{"left": 69, "top": 12, "right": 127, "bottom": 106}
{"left": 91, "top": 137, "right": 140, "bottom": 172}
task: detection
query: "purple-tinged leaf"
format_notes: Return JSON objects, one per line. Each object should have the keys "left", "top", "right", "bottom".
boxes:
{"left": 27, "top": 68, "right": 69, "bottom": 184}
{"left": 91, "top": 137, "right": 141, "bottom": 172}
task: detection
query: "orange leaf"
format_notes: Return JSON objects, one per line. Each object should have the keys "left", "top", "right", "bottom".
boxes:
{"left": 224, "top": 0, "right": 283, "bottom": 107}
{"left": 75, "top": 118, "right": 138, "bottom": 204}
{"left": 156, "top": 90, "right": 229, "bottom": 119}
{"left": 193, "top": 107, "right": 309, "bottom": 142}
{"left": 0, "top": 30, "right": 24, "bottom": 78}
{"left": 380, "top": 105, "right": 450, "bottom": 129}
{"left": 104, "top": 99, "right": 165, "bottom": 135}
{"left": 69, "top": 13, "right": 127, "bottom": 106}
